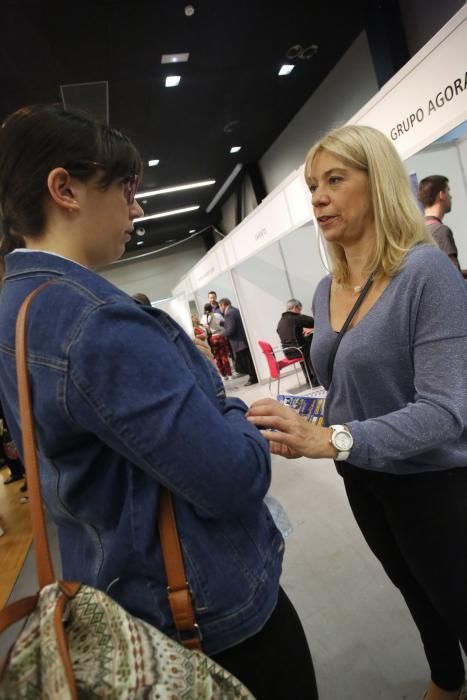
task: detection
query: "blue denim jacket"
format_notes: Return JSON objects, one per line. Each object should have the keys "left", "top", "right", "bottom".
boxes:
{"left": 0, "top": 252, "right": 284, "bottom": 655}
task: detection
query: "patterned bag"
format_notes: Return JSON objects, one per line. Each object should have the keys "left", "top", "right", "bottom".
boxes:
{"left": 0, "top": 283, "right": 255, "bottom": 699}
{"left": 0, "top": 583, "right": 253, "bottom": 699}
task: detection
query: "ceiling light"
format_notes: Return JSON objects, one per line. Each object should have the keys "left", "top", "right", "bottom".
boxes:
{"left": 230, "top": 146, "right": 241, "bottom": 153}
{"left": 278, "top": 64, "right": 295, "bottom": 76}
{"left": 136, "top": 179, "right": 215, "bottom": 199}
{"left": 165, "top": 75, "right": 181, "bottom": 88}
{"left": 134, "top": 205, "right": 200, "bottom": 223}
{"left": 189, "top": 229, "right": 196, "bottom": 233}
{"left": 148, "top": 159, "right": 160, "bottom": 167}
{"left": 137, "top": 241, "right": 144, "bottom": 246}
{"left": 161, "top": 53, "right": 189, "bottom": 64}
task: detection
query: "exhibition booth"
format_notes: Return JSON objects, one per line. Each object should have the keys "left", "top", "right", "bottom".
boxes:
{"left": 172, "top": 6, "right": 467, "bottom": 383}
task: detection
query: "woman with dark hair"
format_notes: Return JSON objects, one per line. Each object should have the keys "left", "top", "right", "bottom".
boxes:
{"left": 0, "top": 104, "right": 317, "bottom": 699}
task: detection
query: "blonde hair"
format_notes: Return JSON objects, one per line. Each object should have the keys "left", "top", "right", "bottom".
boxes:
{"left": 304, "top": 125, "right": 433, "bottom": 284}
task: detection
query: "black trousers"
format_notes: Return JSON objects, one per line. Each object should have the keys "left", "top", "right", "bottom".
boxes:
{"left": 235, "top": 347, "right": 257, "bottom": 382}
{"left": 284, "top": 341, "right": 317, "bottom": 387}
{"left": 212, "top": 587, "right": 318, "bottom": 699}
{"left": 338, "top": 462, "right": 467, "bottom": 690}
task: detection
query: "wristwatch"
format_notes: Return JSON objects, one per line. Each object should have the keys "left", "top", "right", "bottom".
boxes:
{"left": 329, "top": 424, "right": 353, "bottom": 461}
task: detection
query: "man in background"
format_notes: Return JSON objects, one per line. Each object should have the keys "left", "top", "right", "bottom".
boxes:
{"left": 418, "top": 175, "right": 466, "bottom": 278}
{"left": 218, "top": 298, "right": 258, "bottom": 386}
{"left": 277, "top": 299, "right": 316, "bottom": 386}
{"left": 207, "top": 290, "right": 222, "bottom": 314}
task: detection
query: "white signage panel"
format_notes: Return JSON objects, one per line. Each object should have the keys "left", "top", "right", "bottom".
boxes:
{"left": 284, "top": 172, "right": 313, "bottom": 227}
{"left": 231, "top": 191, "right": 292, "bottom": 263}
{"left": 190, "top": 249, "right": 223, "bottom": 290}
{"left": 350, "top": 9, "right": 467, "bottom": 158}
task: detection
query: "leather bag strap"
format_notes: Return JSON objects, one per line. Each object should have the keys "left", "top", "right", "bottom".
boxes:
{"left": 15, "top": 281, "right": 201, "bottom": 650}
{"left": 15, "top": 281, "right": 56, "bottom": 588}
{"left": 158, "top": 488, "right": 201, "bottom": 650}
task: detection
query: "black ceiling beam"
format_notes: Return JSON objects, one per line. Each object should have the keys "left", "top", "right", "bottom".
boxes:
{"left": 365, "top": 0, "right": 410, "bottom": 88}
{"left": 246, "top": 162, "right": 267, "bottom": 205}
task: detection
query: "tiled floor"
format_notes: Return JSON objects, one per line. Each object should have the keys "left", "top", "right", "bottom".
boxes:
{"left": 2, "top": 371, "right": 434, "bottom": 698}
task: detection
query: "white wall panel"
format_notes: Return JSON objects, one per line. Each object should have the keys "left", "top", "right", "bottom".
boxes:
{"left": 231, "top": 243, "right": 293, "bottom": 382}
{"left": 279, "top": 223, "right": 327, "bottom": 316}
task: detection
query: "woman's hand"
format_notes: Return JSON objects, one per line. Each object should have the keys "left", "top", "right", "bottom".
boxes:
{"left": 246, "top": 398, "right": 337, "bottom": 460}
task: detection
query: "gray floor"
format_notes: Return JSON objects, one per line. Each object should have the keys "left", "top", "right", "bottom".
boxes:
{"left": 2, "top": 372, "right": 432, "bottom": 698}
{"left": 228, "top": 373, "right": 429, "bottom": 699}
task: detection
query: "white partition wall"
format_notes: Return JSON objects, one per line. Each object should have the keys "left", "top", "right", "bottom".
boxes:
{"left": 152, "top": 296, "right": 193, "bottom": 336}
{"left": 231, "top": 243, "right": 294, "bottom": 382}
{"left": 279, "top": 222, "right": 328, "bottom": 315}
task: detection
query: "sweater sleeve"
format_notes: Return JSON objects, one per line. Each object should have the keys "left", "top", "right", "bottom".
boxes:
{"left": 347, "top": 250, "right": 467, "bottom": 469}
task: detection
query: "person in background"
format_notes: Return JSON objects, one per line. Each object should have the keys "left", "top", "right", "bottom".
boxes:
{"left": 0, "top": 103, "right": 317, "bottom": 700}
{"left": 248, "top": 125, "right": 467, "bottom": 700}
{"left": 276, "top": 298, "right": 317, "bottom": 386}
{"left": 132, "top": 292, "right": 151, "bottom": 306}
{"left": 218, "top": 298, "right": 258, "bottom": 386}
{"left": 191, "top": 313, "right": 207, "bottom": 341}
{"left": 208, "top": 290, "right": 222, "bottom": 314}
{"left": 418, "top": 175, "right": 467, "bottom": 278}
{"left": 200, "top": 304, "right": 232, "bottom": 380}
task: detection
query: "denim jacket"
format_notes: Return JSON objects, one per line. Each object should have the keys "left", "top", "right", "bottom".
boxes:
{"left": 0, "top": 252, "right": 284, "bottom": 655}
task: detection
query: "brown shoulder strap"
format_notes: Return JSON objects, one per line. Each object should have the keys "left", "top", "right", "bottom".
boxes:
{"left": 15, "top": 282, "right": 56, "bottom": 588}
{"left": 158, "top": 489, "right": 201, "bottom": 650}
{"left": 15, "top": 281, "right": 200, "bottom": 649}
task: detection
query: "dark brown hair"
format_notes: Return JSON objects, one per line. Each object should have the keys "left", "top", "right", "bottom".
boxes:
{"left": 418, "top": 175, "right": 449, "bottom": 208}
{"left": 132, "top": 293, "right": 151, "bottom": 306}
{"left": 0, "top": 103, "right": 142, "bottom": 266}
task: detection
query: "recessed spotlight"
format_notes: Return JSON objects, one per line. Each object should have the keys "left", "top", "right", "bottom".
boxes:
{"left": 161, "top": 53, "right": 190, "bottom": 64}
{"left": 278, "top": 64, "right": 294, "bottom": 76}
{"left": 148, "top": 159, "right": 160, "bottom": 167}
{"left": 142, "top": 199, "right": 147, "bottom": 204}
{"left": 189, "top": 229, "right": 196, "bottom": 233}
{"left": 230, "top": 146, "right": 241, "bottom": 154}
{"left": 137, "top": 241, "right": 144, "bottom": 246}
{"left": 165, "top": 75, "right": 181, "bottom": 88}
{"left": 136, "top": 227, "right": 146, "bottom": 236}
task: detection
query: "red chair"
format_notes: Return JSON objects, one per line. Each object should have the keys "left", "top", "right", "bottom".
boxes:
{"left": 258, "top": 341, "right": 312, "bottom": 394}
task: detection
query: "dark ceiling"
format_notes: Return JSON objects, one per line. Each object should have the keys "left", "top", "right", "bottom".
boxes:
{"left": 1, "top": 0, "right": 373, "bottom": 256}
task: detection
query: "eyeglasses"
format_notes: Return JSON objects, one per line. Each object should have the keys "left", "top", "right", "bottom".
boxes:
{"left": 64, "top": 161, "right": 140, "bottom": 205}
{"left": 121, "top": 173, "right": 140, "bottom": 205}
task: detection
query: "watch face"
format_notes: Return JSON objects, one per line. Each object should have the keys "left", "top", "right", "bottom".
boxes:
{"left": 334, "top": 431, "right": 353, "bottom": 451}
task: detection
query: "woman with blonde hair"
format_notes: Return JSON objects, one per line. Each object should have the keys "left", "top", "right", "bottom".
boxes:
{"left": 248, "top": 125, "right": 467, "bottom": 699}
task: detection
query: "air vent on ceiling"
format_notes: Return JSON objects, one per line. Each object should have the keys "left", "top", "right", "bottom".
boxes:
{"left": 60, "top": 80, "right": 109, "bottom": 124}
